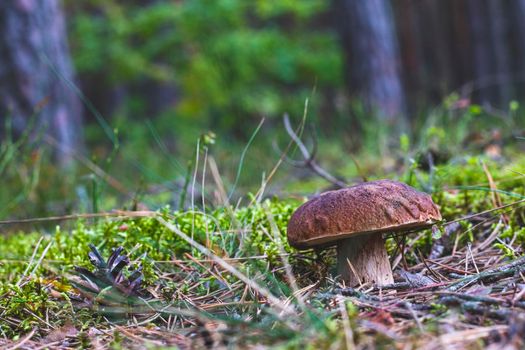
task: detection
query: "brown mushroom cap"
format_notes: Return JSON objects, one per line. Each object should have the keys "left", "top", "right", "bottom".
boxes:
{"left": 287, "top": 180, "right": 442, "bottom": 249}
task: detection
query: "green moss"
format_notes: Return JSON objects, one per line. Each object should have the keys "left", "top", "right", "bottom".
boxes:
{"left": 0, "top": 199, "right": 299, "bottom": 284}
{"left": 1, "top": 149, "right": 525, "bottom": 345}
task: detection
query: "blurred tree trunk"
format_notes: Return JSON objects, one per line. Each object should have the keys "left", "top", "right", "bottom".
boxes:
{"left": 0, "top": 0, "right": 83, "bottom": 165}
{"left": 486, "top": 0, "right": 511, "bottom": 104}
{"left": 417, "top": 0, "right": 454, "bottom": 100}
{"left": 511, "top": 0, "right": 525, "bottom": 99}
{"left": 395, "top": 0, "right": 421, "bottom": 112}
{"left": 336, "top": 0, "right": 406, "bottom": 126}
{"left": 397, "top": 0, "right": 473, "bottom": 108}
{"left": 466, "top": 0, "right": 498, "bottom": 104}
{"left": 450, "top": 0, "right": 473, "bottom": 89}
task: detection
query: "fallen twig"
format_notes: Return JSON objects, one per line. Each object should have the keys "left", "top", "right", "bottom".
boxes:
{"left": 282, "top": 114, "right": 347, "bottom": 188}
{"left": 446, "top": 255, "right": 525, "bottom": 292}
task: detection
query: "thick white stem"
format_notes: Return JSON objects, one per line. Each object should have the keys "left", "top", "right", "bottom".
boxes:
{"left": 337, "top": 233, "right": 394, "bottom": 286}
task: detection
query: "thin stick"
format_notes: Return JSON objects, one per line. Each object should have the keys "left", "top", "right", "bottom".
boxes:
{"left": 155, "top": 215, "right": 295, "bottom": 315}
{"left": 283, "top": 114, "right": 347, "bottom": 188}
{"left": 0, "top": 212, "right": 131, "bottom": 225}
{"left": 444, "top": 199, "right": 525, "bottom": 226}
{"left": 5, "top": 328, "right": 36, "bottom": 350}
{"left": 447, "top": 255, "right": 525, "bottom": 291}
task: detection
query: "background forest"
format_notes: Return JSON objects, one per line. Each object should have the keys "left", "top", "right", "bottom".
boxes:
{"left": 0, "top": 0, "right": 525, "bottom": 216}
{"left": 1, "top": 0, "right": 524, "bottom": 219}
{"left": 2, "top": 1, "right": 525, "bottom": 349}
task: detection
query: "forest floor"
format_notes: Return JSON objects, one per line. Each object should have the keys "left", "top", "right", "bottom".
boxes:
{"left": 1, "top": 148, "right": 525, "bottom": 349}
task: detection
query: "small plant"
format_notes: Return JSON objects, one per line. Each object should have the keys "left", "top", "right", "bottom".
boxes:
{"left": 71, "top": 244, "right": 149, "bottom": 320}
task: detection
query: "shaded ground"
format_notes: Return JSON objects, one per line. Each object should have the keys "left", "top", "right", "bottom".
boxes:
{"left": 1, "top": 153, "right": 525, "bottom": 349}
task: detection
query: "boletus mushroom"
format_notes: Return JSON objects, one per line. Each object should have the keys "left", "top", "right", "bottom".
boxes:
{"left": 287, "top": 180, "right": 441, "bottom": 286}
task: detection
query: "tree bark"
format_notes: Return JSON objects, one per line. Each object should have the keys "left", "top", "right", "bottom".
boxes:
{"left": 336, "top": 0, "right": 406, "bottom": 126}
{"left": 0, "top": 0, "right": 82, "bottom": 165}
{"left": 486, "top": 0, "right": 512, "bottom": 104}
{"left": 395, "top": 0, "right": 424, "bottom": 108}
{"left": 466, "top": 0, "right": 497, "bottom": 104}
{"left": 509, "top": 0, "right": 525, "bottom": 99}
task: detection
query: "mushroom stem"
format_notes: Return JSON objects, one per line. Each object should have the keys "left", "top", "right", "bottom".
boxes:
{"left": 337, "top": 233, "right": 394, "bottom": 286}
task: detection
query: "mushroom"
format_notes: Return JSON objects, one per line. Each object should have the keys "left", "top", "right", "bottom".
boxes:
{"left": 287, "top": 180, "right": 441, "bottom": 286}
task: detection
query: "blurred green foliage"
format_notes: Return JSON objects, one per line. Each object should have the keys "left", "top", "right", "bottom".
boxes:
{"left": 68, "top": 0, "right": 342, "bottom": 134}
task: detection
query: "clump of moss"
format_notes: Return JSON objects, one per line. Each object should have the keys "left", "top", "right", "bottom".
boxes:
{"left": 0, "top": 280, "right": 62, "bottom": 336}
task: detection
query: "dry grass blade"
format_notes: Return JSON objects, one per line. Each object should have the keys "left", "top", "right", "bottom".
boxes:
{"left": 482, "top": 162, "right": 503, "bottom": 209}
{"left": 249, "top": 101, "right": 310, "bottom": 207}
{"left": 337, "top": 296, "right": 355, "bottom": 350}
{"left": 428, "top": 325, "right": 508, "bottom": 349}
{"left": 4, "top": 328, "right": 36, "bottom": 350}
{"left": 16, "top": 236, "right": 43, "bottom": 286}
{"left": 154, "top": 215, "right": 296, "bottom": 316}
{"left": 444, "top": 198, "right": 525, "bottom": 226}
{"left": 28, "top": 241, "right": 53, "bottom": 279}
{"left": 0, "top": 212, "right": 136, "bottom": 226}
{"left": 263, "top": 205, "right": 304, "bottom": 307}
{"left": 45, "top": 136, "right": 129, "bottom": 194}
